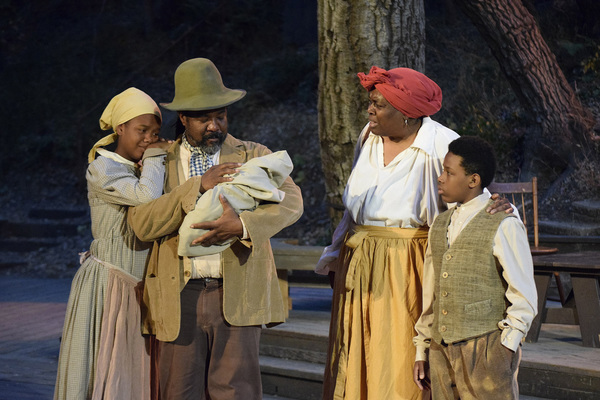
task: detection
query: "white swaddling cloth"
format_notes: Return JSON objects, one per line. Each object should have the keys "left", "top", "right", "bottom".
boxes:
{"left": 178, "top": 150, "right": 293, "bottom": 257}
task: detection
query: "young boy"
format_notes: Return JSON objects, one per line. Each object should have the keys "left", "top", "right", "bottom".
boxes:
{"left": 412, "top": 136, "right": 538, "bottom": 399}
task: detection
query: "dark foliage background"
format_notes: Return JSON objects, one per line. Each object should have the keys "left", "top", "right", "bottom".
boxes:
{"left": 0, "top": 0, "right": 599, "bottom": 274}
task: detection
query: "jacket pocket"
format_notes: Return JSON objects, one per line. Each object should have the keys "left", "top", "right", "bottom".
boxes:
{"left": 144, "top": 276, "right": 162, "bottom": 325}
{"left": 245, "top": 258, "right": 271, "bottom": 311}
{"left": 464, "top": 298, "right": 492, "bottom": 315}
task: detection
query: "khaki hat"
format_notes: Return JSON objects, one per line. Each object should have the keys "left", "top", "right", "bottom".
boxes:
{"left": 161, "top": 58, "right": 246, "bottom": 111}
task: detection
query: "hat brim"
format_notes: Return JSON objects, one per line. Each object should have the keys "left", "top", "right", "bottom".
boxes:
{"left": 160, "top": 89, "right": 246, "bottom": 112}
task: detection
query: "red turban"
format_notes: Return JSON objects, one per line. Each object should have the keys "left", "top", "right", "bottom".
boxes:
{"left": 357, "top": 66, "right": 443, "bottom": 118}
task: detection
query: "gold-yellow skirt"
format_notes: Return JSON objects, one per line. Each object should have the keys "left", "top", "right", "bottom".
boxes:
{"left": 323, "top": 225, "right": 429, "bottom": 400}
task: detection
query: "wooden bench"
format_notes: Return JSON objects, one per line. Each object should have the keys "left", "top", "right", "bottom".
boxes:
{"left": 271, "top": 238, "right": 326, "bottom": 316}
{"left": 527, "top": 251, "right": 600, "bottom": 347}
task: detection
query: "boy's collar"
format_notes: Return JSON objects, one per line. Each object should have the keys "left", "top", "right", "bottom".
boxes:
{"left": 456, "top": 192, "right": 489, "bottom": 210}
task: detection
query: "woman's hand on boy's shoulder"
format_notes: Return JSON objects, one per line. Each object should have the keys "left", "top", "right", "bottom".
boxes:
{"left": 486, "top": 193, "right": 514, "bottom": 215}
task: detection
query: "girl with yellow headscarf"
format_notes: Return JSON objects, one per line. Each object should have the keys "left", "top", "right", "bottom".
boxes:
{"left": 55, "top": 88, "right": 168, "bottom": 400}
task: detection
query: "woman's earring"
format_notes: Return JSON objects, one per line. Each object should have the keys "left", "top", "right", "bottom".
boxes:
{"left": 404, "top": 119, "right": 408, "bottom": 126}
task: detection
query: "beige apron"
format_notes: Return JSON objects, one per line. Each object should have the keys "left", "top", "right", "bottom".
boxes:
{"left": 323, "top": 225, "right": 430, "bottom": 400}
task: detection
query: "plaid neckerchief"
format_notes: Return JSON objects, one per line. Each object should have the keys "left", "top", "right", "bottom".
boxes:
{"left": 182, "top": 134, "right": 214, "bottom": 177}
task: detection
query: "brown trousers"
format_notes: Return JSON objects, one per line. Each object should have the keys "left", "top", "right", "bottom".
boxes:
{"left": 158, "top": 279, "right": 262, "bottom": 400}
{"left": 429, "top": 330, "right": 521, "bottom": 400}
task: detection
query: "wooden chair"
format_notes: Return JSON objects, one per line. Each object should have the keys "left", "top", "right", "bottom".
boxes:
{"left": 487, "top": 177, "right": 565, "bottom": 303}
{"left": 487, "top": 177, "right": 558, "bottom": 255}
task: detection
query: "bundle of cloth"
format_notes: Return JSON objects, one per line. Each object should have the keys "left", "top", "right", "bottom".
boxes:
{"left": 178, "top": 150, "right": 293, "bottom": 257}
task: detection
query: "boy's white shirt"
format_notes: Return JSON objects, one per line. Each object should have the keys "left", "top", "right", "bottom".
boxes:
{"left": 413, "top": 192, "right": 538, "bottom": 361}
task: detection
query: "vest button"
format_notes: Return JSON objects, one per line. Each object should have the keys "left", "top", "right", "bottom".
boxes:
{"left": 442, "top": 272, "right": 449, "bottom": 278}
{"left": 184, "top": 270, "right": 191, "bottom": 277}
{"left": 440, "top": 326, "right": 447, "bottom": 332}
{"left": 442, "top": 309, "right": 448, "bottom": 315}
{"left": 441, "top": 291, "right": 448, "bottom": 297}
{"left": 445, "top": 254, "right": 452, "bottom": 261}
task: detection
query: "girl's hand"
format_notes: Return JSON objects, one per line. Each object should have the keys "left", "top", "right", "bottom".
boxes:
{"left": 147, "top": 137, "right": 173, "bottom": 150}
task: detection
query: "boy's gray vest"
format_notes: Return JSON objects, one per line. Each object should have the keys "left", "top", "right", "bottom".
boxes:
{"left": 429, "top": 201, "right": 516, "bottom": 344}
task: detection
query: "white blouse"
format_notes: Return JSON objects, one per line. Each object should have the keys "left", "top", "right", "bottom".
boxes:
{"left": 315, "top": 117, "right": 460, "bottom": 274}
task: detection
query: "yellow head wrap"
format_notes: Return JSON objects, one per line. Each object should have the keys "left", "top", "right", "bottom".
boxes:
{"left": 88, "top": 87, "right": 162, "bottom": 163}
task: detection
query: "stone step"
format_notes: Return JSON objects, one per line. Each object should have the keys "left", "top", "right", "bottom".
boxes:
{"left": 572, "top": 200, "right": 600, "bottom": 221}
{"left": 538, "top": 220, "right": 600, "bottom": 236}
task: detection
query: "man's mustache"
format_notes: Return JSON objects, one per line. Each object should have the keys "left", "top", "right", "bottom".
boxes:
{"left": 203, "top": 132, "right": 225, "bottom": 141}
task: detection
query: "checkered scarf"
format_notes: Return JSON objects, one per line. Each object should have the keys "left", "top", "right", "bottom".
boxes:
{"left": 182, "top": 134, "right": 214, "bottom": 177}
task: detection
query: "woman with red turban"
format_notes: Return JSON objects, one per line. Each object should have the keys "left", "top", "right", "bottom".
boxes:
{"left": 316, "top": 67, "right": 509, "bottom": 400}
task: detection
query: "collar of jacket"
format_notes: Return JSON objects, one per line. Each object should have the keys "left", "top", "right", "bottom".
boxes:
{"left": 165, "top": 134, "right": 248, "bottom": 191}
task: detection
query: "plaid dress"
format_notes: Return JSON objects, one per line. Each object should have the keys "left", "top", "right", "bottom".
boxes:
{"left": 54, "top": 150, "right": 164, "bottom": 400}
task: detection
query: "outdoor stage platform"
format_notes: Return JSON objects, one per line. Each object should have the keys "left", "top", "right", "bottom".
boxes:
{"left": 0, "top": 278, "right": 598, "bottom": 399}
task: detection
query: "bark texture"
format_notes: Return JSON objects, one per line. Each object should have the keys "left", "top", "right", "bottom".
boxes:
{"left": 454, "top": 0, "right": 596, "bottom": 177}
{"left": 318, "top": 0, "right": 425, "bottom": 225}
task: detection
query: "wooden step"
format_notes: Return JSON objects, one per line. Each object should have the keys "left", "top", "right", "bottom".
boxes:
{"left": 520, "top": 324, "right": 600, "bottom": 399}
{"left": 261, "top": 311, "right": 328, "bottom": 364}
{"left": 259, "top": 305, "right": 600, "bottom": 399}
{"left": 260, "top": 355, "right": 323, "bottom": 400}
{"left": 260, "top": 305, "right": 328, "bottom": 399}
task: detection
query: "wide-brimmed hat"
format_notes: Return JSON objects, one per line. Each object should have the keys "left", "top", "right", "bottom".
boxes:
{"left": 161, "top": 58, "right": 246, "bottom": 111}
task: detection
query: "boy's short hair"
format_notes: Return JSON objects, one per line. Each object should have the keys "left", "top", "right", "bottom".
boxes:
{"left": 448, "top": 136, "right": 496, "bottom": 188}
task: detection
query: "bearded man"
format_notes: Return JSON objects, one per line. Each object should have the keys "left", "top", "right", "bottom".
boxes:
{"left": 128, "top": 58, "right": 303, "bottom": 400}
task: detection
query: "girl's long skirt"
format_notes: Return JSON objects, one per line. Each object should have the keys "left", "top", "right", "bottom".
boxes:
{"left": 91, "top": 267, "right": 156, "bottom": 400}
{"left": 323, "top": 225, "right": 430, "bottom": 400}
{"left": 55, "top": 256, "right": 156, "bottom": 400}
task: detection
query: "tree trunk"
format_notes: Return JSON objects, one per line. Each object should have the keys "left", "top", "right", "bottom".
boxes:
{"left": 453, "top": 0, "right": 596, "bottom": 181}
{"left": 318, "top": 0, "right": 425, "bottom": 226}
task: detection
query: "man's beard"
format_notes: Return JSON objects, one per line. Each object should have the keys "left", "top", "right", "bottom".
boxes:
{"left": 192, "top": 131, "right": 226, "bottom": 154}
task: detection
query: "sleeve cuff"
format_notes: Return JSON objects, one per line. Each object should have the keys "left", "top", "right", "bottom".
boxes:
{"left": 499, "top": 322, "right": 525, "bottom": 352}
{"left": 314, "top": 248, "right": 340, "bottom": 275}
{"left": 415, "top": 346, "right": 428, "bottom": 362}
{"left": 241, "top": 218, "right": 249, "bottom": 240}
